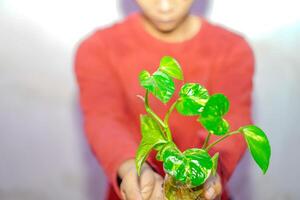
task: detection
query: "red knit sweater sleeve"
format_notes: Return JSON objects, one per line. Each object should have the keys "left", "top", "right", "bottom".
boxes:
{"left": 74, "top": 31, "right": 138, "bottom": 198}
{"left": 208, "top": 37, "right": 255, "bottom": 184}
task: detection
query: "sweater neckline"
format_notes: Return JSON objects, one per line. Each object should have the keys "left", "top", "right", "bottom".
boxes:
{"left": 127, "top": 12, "right": 208, "bottom": 53}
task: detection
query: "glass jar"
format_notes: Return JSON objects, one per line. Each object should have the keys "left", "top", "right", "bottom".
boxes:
{"left": 163, "top": 174, "right": 206, "bottom": 200}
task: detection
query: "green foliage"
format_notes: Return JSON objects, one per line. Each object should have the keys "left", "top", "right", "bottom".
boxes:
{"left": 156, "top": 142, "right": 177, "bottom": 161}
{"left": 198, "top": 94, "right": 230, "bottom": 135}
{"left": 182, "top": 149, "right": 213, "bottom": 186}
{"left": 176, "top": 83, "right": 210, "bottom": 116}
{"left": 162, "top": 148, "right": 212, "bottom": 187}
{"left": 139, "top": 70, "right": 175, "bottom": 103}
{"left": 162, "top": 147, "right": 187, "bottom": 182}
{"left": 239, "top": 125, "right": 271, "bottom": 174}
{"left": 135, "top": 56, "right": 271, "bottom": 188}
{"left": 135, "top": 115, "right": 168, "bottom": 175}
{"left": 159, "top": 56, "right": 184, "bottom": 80}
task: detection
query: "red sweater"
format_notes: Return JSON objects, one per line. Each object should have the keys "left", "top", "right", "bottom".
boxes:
{"left": 74, "top": 12, "right": 254, "bottom": 200}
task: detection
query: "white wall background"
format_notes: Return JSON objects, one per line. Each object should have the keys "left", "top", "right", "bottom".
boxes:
{"left": 0, "top": 0, "right": 299, "bottom": 199}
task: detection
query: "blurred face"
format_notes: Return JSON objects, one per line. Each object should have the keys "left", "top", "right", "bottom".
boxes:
{"left": 136, "top": 0, "right": 195, "bottom": 32}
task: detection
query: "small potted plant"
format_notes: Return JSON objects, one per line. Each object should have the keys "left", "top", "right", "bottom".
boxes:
{"left": 135, "top": 56, "right": 271, "bottom": 200}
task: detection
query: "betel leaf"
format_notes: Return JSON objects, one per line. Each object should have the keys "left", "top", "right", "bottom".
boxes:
{"left": 136, "top": 115, "right": 167, "bottom": 175}
{"left": 159, "top": 56, "right": 183, "bottom": 80}
{"left": 239, "top": 125, "right": 271, "bottom": 174}
{"left": 211, "top": 153, "right": 219, "bottom": 176}
{"left": 176, "top": 83, "right": 210, "bottom": 116}
{"left": 198, "top": 94, "right": 230, "bottom": 135}
{"left": 162, "top": 148, "right": 212, "bottom": 187}
{"left": 139, "top": 70, "right": 175, "bottom": 103}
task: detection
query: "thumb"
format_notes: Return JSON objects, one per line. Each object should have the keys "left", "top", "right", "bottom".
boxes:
{"left": 121, "top": 172, "right": 143, "bottom": 200}
{"left": 139, "top": 168, "right": 156, "bottom": 200}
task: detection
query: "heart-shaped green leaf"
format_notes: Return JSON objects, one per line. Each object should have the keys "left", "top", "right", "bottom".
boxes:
{"left": 139, "top": 70, "right": 175, "bottom": 103}
{"left": 163, "top": 147, "right": 188, "bottom": 182}
{"left": 198, "top": 115, "right": 229, "bottom": 136}
{"left": 176, "top": 83, "right": 210, "bottom": 116}
{"left": 198, "top": 94, "right": 230, "bottom": 135}
{"left": 183, "top": 149, "right": 213, "bottom": 186}
{"left": 239, "top": 125, "right": 271, "bottom": 174}
{"left": 159, "top": 56, "right": 183, "bottom": 80}
{"left": 202, "top": 94, "right": 229, "bottom": 116}
{"left": 156, "top": 142, "right": 177, "bottom": 161}
{"left": 162, "top": 148, "right": 212, "bottom": 187}
{"left": 136, "top": 115, "right": 167, "bottom": 175}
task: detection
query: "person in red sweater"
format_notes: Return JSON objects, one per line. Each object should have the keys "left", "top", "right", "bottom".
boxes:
{"left": 74, "top": 0, "right": 254, "bottom": 199}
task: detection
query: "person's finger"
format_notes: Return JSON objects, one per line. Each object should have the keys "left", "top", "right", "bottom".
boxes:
{"left": 120, "top": 188, "right": 127, "bottom": 200}
{"left": 140, "top": 168, "right": 156, "bottom": 200}
{"left": 212, "top": 175, "right": 222, "bottom": 195}
{"left": 121, "top": 173, "right": 142, "bottom": 200}
{"left": 204, "top": 175, "right": 222, "bottom": 200}
{"left": 120, "top": 179, "right": 127, "bottom": 200}
{"left": 149, "top": 174, "right": 164, "bottom": 200}
{"left": 205, "top": 186, "right": 216, "bottom": 200}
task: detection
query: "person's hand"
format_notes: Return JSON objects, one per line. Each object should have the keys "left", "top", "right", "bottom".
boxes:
{"left": 118, "top": 159, "right": 164, "bottom": 200}
{"left": 203, "top": 174, "right": 222, "bottom": 200}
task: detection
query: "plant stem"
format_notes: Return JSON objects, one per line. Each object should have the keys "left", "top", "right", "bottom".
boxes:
{"left": 205, "top": 130, "right": 240, "bottom": 151}
{"left": 144, "top": 90, "right": 167, "bottom": 130}
{"left": 163, "top": 100, "right": 179, "bottom": 141}
{"left": 202, "top": 132, "right": 211, "bottom": 149}
{"left": 164, "top": 100, "right": 178, "bottom": 125}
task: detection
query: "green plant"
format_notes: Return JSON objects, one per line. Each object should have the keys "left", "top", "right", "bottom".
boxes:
{"left": 135, "top": 56, "right": 271, "bottom": 188}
